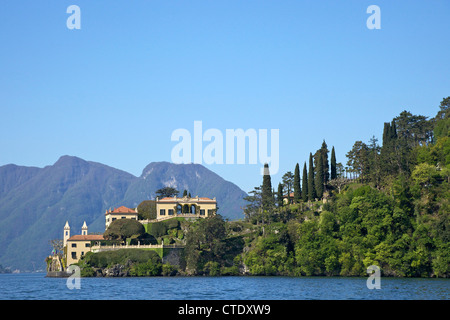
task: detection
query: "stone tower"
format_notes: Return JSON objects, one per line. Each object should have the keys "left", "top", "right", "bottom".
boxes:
{"left": 63, "top": 221, "right": 70, "bottom": 247}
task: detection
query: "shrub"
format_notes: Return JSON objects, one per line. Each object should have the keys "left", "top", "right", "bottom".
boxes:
{"left": 104, "top": 219, "right": 145, "bottom": 241}
{"left": 162, "top": 263, "right": 178, "bottom": 276}
{"left": 137, "top": 200, "right": 157, "bottom": 220}
{"left": 221, "top": 265, "right": 239, "bottom": 276}
{"left": 84, "top": 249, "right": 161, "bottom": 269}
{"left": 204, "top": 261, "right": 220, "bottom": 276}
{"left": 129, "top": 259, "right": 162, "bottom": 276}
{"left": 149, "top": 221, "right": 167, "bottom": 238}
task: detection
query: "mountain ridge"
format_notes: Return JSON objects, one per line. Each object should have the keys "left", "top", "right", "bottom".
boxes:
{"left": 0, "top": 156, "right": 247, "bottom": 271}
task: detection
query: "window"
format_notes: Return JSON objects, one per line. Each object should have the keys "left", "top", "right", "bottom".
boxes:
{"left": 71, "top": 252, "right": 77, "bottom": 259}
{"left": 71, "top": 243, "right": 77, "bottom": 248}
{"left": 208, "top": 209, "right": 214, "bottom": 216}
{"left": 160, "top": 209, "right": 166, "bottom": 216}
{"left": 121, "top": 216, "right": 126, "bottom": 219}
{"left": 65, "top": 231, "right": 68, "bottom": 236}
{"left": 200, "top": 209, "right": 205, "bottom": 216}
{"left": 112, "top": 218, "right": 116, "bottom": 222}
{"left": 168, "top": 209, "right": 174, "bottom": 215}
{"left": 85, "top": 243, "right": 90, "bottom": 248}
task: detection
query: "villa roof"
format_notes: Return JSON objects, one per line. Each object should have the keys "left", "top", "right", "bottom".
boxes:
{"left": 105, "top": 206, "right": 137, "bottom": 215}
{"left": 158, "top": 196, "right": 216, "bottom": 203}
{"left": 67, "top": 235, "right": 104, "bottom": 241}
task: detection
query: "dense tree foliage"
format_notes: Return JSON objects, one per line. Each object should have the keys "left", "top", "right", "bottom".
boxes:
{"left": 78, "top": 97, "right": 449, "bottom": 278}
{"left": 103, "top": 219, "right": 145, "bottom": 241}
{"left": 241, "top": 97, "right": 450, "bottom": 277}
{"left": 137, "top": 200, "right": 156, "bottom": 220}
{"left": 155, "top": 186, "right": 180, "bottom": 198}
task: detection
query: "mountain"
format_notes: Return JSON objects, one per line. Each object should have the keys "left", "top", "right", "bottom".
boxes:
{"left": 0, "top": 156, "right": 247, "bottom": 271}
{"left": 124, "top": 161, "right": 246, "bottom": 218}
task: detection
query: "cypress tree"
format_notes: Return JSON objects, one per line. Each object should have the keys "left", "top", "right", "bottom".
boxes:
{"left": 390, "top": 120, "right": 398, "bottom": 140}
{"left": 277, "top": 183, "right": 284, "bottom": 207}
{"left": 321, "top": 140, "right": 330, "bottom": 184}
{"left": 302, "top": 162, "right": 308, "bottom": 202}
{"left": 261, "top": 163, "right": 273, "bottom": 210}
{"left": 293, "top": 163, "right": 301, "bottom": 203}
{"left": 331, "top": 146, "right": 337, "bottom": 180}
{"left": 382, "top": 122, "right": 391, "bottom": 146}
{"left": 308, "top": 153, "right": 316, "bottom": 201}
{"left": 315, "top": 152, "right": 324, "bottom": 199}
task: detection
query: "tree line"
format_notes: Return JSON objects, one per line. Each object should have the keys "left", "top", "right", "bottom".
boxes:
{"left": 241, "top": 96, "right": 449, "bottom": 277}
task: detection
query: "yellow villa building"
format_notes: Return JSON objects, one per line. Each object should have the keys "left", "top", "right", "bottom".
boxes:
{"left": 62, "top": 196, "right": 217, "bottom": 266}
{"left": 156, "top": 195, "right": 217, "bottom": 220}
{"left": 64, "top": 221, "right": 104, "bottom": 266}
{"left": 105, "top": 206, "right": 138, "bottom": 229}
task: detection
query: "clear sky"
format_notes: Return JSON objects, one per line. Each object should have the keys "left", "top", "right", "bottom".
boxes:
{"left": 1, "top": 0, "right": 449, "bottom": 193}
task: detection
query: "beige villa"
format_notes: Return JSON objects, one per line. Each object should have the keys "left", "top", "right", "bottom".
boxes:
{"left": 156, "top": 195, "right": 217, "bottom": 220}
{"left": 62, "top": 195, "right": 217, "bottom": 266}
{"left": 105, "top": 206, "right": 138, "bottom": 229}
{"left": 64, "top": 221, "right": 104, "bottom": 266}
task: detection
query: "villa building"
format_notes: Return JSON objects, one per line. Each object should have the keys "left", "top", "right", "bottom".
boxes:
{"left": 156, "top": 196, "right": 217, "bottom": 220}
{"left": 105, "top": 206, "right": 138, "bottom": 229}
{"left": 61, "top": 195, "right": 217, "bottom": 266}
{"left": 64, "top": 221, "right": 104, "bottom": 266}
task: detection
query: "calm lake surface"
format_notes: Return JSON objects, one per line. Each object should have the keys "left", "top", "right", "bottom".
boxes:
{"left": 0, "top": 273, "right": 448, "bottom": 300}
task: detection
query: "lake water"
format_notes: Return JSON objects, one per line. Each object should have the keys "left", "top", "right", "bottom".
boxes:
{"left": 0, "top": 273, "right": 448, "bottom": 300}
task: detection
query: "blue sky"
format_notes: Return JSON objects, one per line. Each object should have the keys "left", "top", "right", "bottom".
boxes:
{"left": 1, "top": 0, "right": 449, "bottom": 193}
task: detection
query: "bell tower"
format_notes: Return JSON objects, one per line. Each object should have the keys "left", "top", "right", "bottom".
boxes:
{"left": 81, "top": 221, "right": 88, "bottom": 235}
{"left": 63, "top": 221, "right": 70, "bottom": 247}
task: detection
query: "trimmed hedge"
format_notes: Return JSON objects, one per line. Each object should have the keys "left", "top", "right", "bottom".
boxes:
{"left": 83, "top": 249, "right": 161, "bottom": 268}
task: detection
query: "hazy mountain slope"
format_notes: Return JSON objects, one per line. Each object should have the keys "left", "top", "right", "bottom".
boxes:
{"left": 123, "top": 161, "right": 247, "bottom": 220}
{"left": 0, "top": 156, "right": 136, "bottom": 271}
{"left": 0, "top": 157, "right": 247, "bottom": 271}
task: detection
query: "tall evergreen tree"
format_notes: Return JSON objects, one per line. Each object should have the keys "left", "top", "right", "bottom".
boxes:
{"left": 261, "top": 163, "right": 273, "bottom": 210}
{"left": 302, "top": 162, "right": 308, "bottom": 202}
{"left": 315, "top": 152, "right": 324, "bottom": 199}
{"left": 382, "top": 122, "right": 391, "bottom": 147}
{"left": 277, "top": 183, "right": 284, "bottom": 207}
{"left": 330, "top": 146, "right": 337, "bottom": 180}
{"left": 293, "top": 163, "right": 301, "bottom": 203}
{"left": 282, "top": 171, "right": 294, "bottom": 205}
{"left": 321, "top": 140, "right": 330, "bottom": 184}
{"left": 308, "top": 153, "right": 316, "bottom": 201}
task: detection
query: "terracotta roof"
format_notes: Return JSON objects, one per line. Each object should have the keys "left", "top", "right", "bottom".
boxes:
{"left": 112, "top": 206, "right": 135, "bottom": 213}
{"left": 68, "top": 235, "right": 104, "bottom": 241}
{"left": 283, "top": 192, "right": 295, "bottom": 198}
{"left": 105, "top": 206, "right": 137, "bottom": 215}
